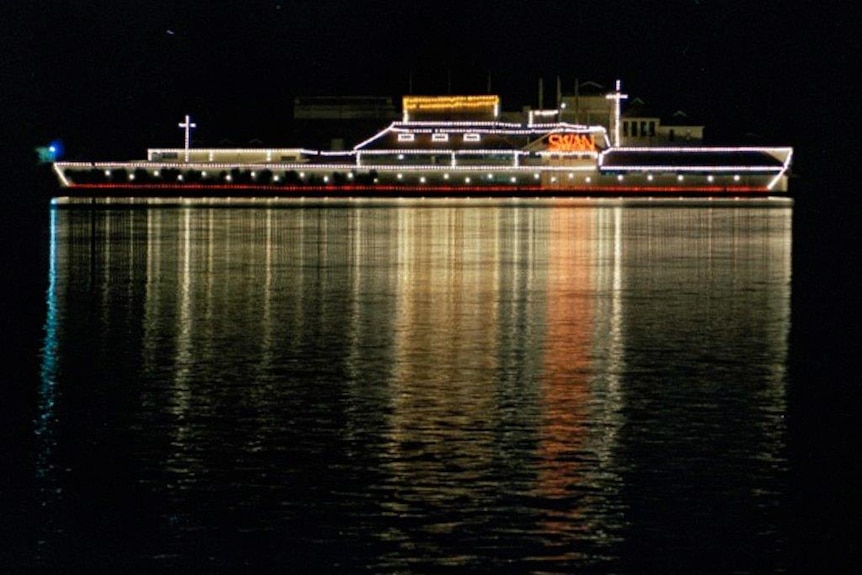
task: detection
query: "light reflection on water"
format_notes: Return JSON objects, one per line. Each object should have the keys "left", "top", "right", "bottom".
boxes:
{"left": 37, "top": 201, "right": 792, "bottom": 573}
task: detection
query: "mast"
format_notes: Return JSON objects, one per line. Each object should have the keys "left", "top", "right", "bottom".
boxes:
{"left": 605, "top": 80, "right": 628, "bottom": 147}
{"left": 178, "top": 115, "right": 197, "bottom": 163}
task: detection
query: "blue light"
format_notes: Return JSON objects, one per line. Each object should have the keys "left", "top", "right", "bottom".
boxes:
{"left": 36, "top": 139, "right": 65, "bottom": 163}
{"left": 48, "top": 139, "right": 64, "bottom": 160}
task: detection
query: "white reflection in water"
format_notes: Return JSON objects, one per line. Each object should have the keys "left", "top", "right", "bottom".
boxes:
{"left": 38, "top": 201, "right": 792, "bottom": 572}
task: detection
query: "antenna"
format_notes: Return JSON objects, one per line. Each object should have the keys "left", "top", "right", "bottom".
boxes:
{"left": 538, "top": 77, "right": 543, "bottom": 109}
{"left": 575, "top": 77, "right": 580, "bottom": 124}
{"left": 556, "top": 75, "right": 562, "bottom": 109}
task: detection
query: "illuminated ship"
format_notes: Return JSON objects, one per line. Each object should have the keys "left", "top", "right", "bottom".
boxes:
{"left": 52, "top": 82, "right": 793, "bottom": 199}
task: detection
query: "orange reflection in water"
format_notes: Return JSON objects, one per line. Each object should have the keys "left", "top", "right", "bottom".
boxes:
{"left": 536, "top": 207, "right": 596, "bottom": 505}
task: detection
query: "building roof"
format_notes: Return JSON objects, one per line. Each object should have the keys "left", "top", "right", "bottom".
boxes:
{"left": 353, "top": 121, "right": 606, "bottom": 153}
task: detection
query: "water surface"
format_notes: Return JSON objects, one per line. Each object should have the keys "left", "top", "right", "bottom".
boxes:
{"left": 35, "top": 201, "right": 792, "bottom": 573}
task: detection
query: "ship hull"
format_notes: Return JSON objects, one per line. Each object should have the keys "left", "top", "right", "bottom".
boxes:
{"left": 52, "top": 160, "right": 790, "bottom": 200}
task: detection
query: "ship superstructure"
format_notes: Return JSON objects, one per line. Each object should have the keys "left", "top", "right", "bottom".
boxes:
{"left": 52, "top": 83, "right": 793, "bottom": 197}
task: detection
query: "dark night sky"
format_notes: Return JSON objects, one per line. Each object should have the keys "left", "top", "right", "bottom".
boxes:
{"left": 1, "top": 7, "right": 861, "bottom": 568}
{"left": 0, "top": 0, "right": 858, "bottom": 183}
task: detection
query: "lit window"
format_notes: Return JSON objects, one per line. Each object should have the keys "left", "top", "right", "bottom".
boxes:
{"left": 463, "top": 133, "right": 480, "bottom": 142}
{"left": 432, "top": 133, "right": 449, "bottom": 142}
{"left": 397, "top": 133, "right": 415, "bottom": 142}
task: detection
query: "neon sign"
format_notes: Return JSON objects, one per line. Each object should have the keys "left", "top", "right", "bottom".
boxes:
{"left": 403, "top": 95, "right": 500, "bottom": 112}
{"left": 547, "top": 133, "right": 596, "bottom": 152}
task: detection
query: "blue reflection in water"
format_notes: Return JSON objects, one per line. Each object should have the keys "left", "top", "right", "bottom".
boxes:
{"left": 37, "top": 208, "right": 59, "bottom": 473}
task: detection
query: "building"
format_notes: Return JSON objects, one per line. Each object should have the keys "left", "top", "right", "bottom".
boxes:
{"left": 290, "top": 96, "right": 399, "bottom": 151}
{"left": 558, "top": 81, "right": 704, "bottom": 146}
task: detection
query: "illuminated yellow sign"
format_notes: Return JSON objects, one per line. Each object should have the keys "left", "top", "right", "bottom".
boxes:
{"left": 403, "top": 95, "right": 500, "bottom": 112}
{"left": 547, "top": 133, "right": 596, "bottom": 152}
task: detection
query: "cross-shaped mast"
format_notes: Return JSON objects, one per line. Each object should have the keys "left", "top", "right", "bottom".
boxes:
{"left": 605, "top": 80, "right": 628, "bottom": 147}
{"left": 178, "top": 114, "right": 197, "bottom": 162}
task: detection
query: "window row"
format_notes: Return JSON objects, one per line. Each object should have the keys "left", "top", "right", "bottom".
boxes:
{"left": 623, "top": 120, "right": 656, "bottom": 138}
{"left": 397, "top": 133, "right": 481, "bottom": 143}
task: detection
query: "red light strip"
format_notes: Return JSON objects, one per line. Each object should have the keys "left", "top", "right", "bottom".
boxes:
{"left": 66, "top": 183, "right": 772, "bottom": 194}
